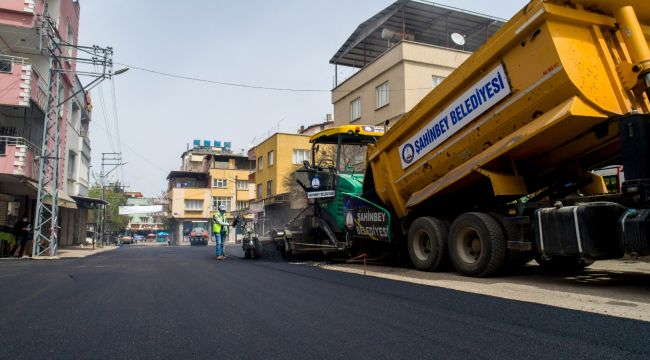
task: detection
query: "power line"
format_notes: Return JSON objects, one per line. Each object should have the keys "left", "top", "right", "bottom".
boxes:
{"left": 93, "top": 69, "right": 116, "bottom": 152}
{"left": 97, "top": 85, "right": 116, "bottom": 151}
{"left": 110, "top": 76, "right": 125, "bottom": 185}
{"left": 115, "top": 62, "right": 436, "bottom": 93}
{"left": 92, "top": 121, "right": 168, "bottom": 174}
{"left": 116, "top": 63, "right": 328, "bottom": 92}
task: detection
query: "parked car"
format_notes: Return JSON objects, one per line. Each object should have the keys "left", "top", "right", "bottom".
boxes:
{"left": 189, "top": 228, "right": 208, "bottom": 246}
{"left": 133, "top": 234, "right": 145, "bottom": 243}
{"left": 119, "top": 233, "right": 133, "bottom": 245}
{"left": 85, "top": 231, "right": 95, "bottom": 245}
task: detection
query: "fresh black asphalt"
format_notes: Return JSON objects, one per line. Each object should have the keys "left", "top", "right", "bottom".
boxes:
{"left": 1, "top": 246, "right": 649, "bottom": 360}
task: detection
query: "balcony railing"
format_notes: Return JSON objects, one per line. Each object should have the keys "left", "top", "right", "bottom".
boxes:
{"left": 0, "top": 136, "right": 41, "bottom": 179}
{"left": 0, "top": 136, "right": 40, "bottom": 155}
{"left": 0, "top": 0, "right": 37, "bottom": 15}
{"left": 0, "top": 55, "right": 31, "bottom": 108}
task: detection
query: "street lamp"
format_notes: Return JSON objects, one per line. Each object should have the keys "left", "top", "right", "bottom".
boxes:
{"left": 113, "top": 67, "right": 129, "bottom": 76}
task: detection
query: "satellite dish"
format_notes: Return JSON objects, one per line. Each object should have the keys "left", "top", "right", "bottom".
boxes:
{"left": 451, "top": 32, "right": 466, "bottom": 46}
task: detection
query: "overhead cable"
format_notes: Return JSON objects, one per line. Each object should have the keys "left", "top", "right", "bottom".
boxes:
{"left": 115, "top": 62, "right": 435, "bottom": 93}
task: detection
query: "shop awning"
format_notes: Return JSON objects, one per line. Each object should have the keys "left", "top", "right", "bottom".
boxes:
{"left": 0, "top": 174, "right": 38, "bottom": 197}
{"left": 71, "top": 195, "right": 108, "bottom": 209}
{"left": 0, "top": 175, "right": 76, "bottom": 208}
{"left": 25, "top": 180, "right": 78, "bottom": 209}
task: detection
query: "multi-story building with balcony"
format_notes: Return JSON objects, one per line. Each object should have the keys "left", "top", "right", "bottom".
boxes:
{"left": 167, "top": 170, "right": 211, "bottom": 246}
{"left": 0, "top": 0, "right": 97, "bottom": 250}
{"left": 124, "top": 196, "right": 166, "bottom": 235}
{"left": 248, "top": 133, "right": 312, "bottom": 233}
{"left": 65, "top": 75, "right": 92, "bottom": 197}
{"left": 167, "top": 141, "right": 255, "bottom": 245}
{"left": 205, "top": 153, "right": 255, "bottom": 216}
{"left": 330, "top": 0, "right": 505, "bottom": 127}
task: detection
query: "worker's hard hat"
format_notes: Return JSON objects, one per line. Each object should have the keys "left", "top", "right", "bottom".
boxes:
{"left": 218, "top": 204, "right": 226, "bottom": 211}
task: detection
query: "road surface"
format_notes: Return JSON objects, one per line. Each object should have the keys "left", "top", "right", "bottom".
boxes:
{"left": 1, "top": 246, "right": 648, "bottom": 359}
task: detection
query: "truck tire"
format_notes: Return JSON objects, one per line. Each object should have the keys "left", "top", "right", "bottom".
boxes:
{"left": 448, "top": 212, "right": 506, "bottom": 277}
{"left": 281, "top": 238, "right": 293, "bottom": 261}
{"left": 251, "top": 237, "right": 261, "bottom": 259}
{"left": 488, "top": 213, "right": 534, "bottom": 268}
{"left": 407, "top": 217, "right": 448, "bottom": 271}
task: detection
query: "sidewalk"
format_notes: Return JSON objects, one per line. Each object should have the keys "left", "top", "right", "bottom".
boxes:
{"left": 47, "top": 245, "right": 118, "bottom": 259}
{"left": 322, "top": 259, "right": 650, "bottom": 322}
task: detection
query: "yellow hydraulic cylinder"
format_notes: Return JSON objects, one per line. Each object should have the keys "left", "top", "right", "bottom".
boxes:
{"left": 615, "top": 6, "right": 650, "bottom": 73}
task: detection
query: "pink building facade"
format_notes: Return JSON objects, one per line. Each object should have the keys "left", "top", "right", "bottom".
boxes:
{"left": 0, "top": 0, "right": 93, "bottom": 250}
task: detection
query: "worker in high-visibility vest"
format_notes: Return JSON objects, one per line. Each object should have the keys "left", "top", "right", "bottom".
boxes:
{"left": 213, "top": 204, "right": 229, "bottom": 260}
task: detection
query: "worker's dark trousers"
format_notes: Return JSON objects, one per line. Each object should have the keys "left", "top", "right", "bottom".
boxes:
{"left": 9, "top": 235, "right": 28, "bottom": 257}
{"left": 215, "top": 231, "right": 227, "bottom": 257}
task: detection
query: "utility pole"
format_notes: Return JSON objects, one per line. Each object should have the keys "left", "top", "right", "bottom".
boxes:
{"left": 32, "top": 8, "right": 120, "bottom": 257}
{"left": 233, "top": 175, "right": 238, "bottom": 243}
{"left": 99, "top": 152, "right": 125, "bottom": 245}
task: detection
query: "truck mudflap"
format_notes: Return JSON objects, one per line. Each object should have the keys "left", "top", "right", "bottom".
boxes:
{"left": 620, "top": 209, "right": 650, "bottom": 256}
{"left": 342, "top": 193, "right": 392, "bottom": 242}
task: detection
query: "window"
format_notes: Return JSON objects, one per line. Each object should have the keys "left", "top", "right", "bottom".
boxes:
{"left": 350, "top": 97, "right": 361, "bottom": 121}
{"left": 184, "top": 200, "right": 203, "bottom": 211}
{"left": 212, "top": 178, "right": 228, "bottom": 188}
{"left": 212, "top": 161, "right": 229, "bottom": 169}
{"left": 376, "top": 81, "right": 389, "bottom": 108}
{"left": 267, "top": 180, "right": 273, "bottom": 197}
{"left": 257, "top": 184, "right": 263, "bottom": 199}
{"left": 236, "top": 180, "right": 249, "bottom": 191}
{"left": 66, "top": 23, "right": 74, "bottom": 58}
{"left": 0, "top": 59, "right": 11, "bottom": 73}
{"left": 70, "top": 102, "right": 80, "bottom": 131}
{"left": 432, "top": 75, "right": 445, "bottom": 89}
{"left": 67, "top": 151, "right": 77, "bottom": 180}
{"left": 268, "top": 150, "right": 274, "bottom": 166}
{"left": 258, "top": 156, "right": 263, "bottom": 171}
{"left": 212, "top": 197, "right": 232, "bottom": 211}
{"left": 236, "top": 201, "right": 248, "bottom": 211}
{"left": 292, "top": 149, "right": 310, "bottom": 165}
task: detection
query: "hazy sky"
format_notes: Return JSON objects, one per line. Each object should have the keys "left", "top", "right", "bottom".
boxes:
{"left": 77, "top": 0, "right": 528, "bottom": 196}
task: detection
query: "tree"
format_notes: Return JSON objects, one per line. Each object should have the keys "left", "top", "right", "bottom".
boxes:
{"left": 88, "top": 182, "right": 129, "bottom": 233}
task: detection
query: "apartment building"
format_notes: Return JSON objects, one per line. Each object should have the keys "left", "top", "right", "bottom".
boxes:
{"left": 0, "top": 0, "right": 96, "bottom": 250}
{"left": 251, "top": 133, "right": 311, "bottom": 201}
{"left": 167, "top": 170, "right": 211, "bottom": 245}
{"left": 206, "top": 153, "right": 255, "bottom": 216}
{"left": 330, "top": 0, "right": 505, "bottom": 127}
{"left": 298, "top": 114, "right": 334, "bottom": 136}
{"left": 167, "top": 141, "right": 255, "bottom": 245}
{"left": 247, "top": 133, "right": 312, "bottom": 233}
{"left": 124, "top": 196, "right": 166, "bottom": 235}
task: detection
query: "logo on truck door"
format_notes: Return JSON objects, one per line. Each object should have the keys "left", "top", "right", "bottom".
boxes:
{"left": 399, "top": 64, "right": 512, "bottom": 169}
{"left": 343, "top": 195, "right": 390, "bottom": 242}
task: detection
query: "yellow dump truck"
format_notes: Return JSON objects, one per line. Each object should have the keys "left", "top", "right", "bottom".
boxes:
{"left": 368, "top": 0, "right": 650, "bottom": 276}
{"left": 283, "top": 0, "right": 650, "bottom": 276}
